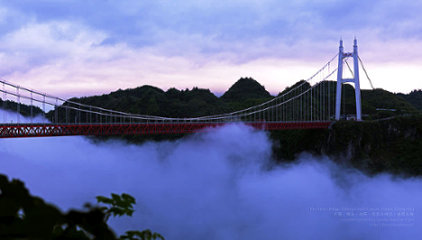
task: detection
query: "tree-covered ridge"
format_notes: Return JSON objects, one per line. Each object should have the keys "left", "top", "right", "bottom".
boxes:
{"left": 221, "top": 77, "right": 271, "bottom": 101}
{"left": 221, "top": 77, "right": 273, "bottom": 110}
{"left": 362, "top": 88, "right": 418, "bottom": 117}
{"left": 66, "top": 78, "right": 273, "bottom": 118}
{"left": 64, "top": 78, "right": 418, "bottom": 120}
{"left": 0, "top": 98, "right": 44, "bottom": 117}
{"left": 0, "top": 77, "right": 420, "bottom": 121}
{"left": 70, "top": 85, "right": 226, "bottom": 118}
{"left": 396, "top": 89, "right": 422, "bottom": 111}
{"left": 270, "top": 114, "right": 422, "bottom": 176}
{"left": 277, "top": 80, "right": 419, "bottom": 119}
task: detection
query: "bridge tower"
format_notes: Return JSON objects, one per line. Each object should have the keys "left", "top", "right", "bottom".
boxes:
{"left": 335, "top": 38, "right": 362, "bottom": 121}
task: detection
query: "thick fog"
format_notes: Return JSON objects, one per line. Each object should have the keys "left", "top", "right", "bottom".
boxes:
{"left": 0, "top": 109, "right": 421, "bottom": 240}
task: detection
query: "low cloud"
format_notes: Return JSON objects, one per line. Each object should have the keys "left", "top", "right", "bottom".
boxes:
{"left": 0, "top": 109, "right": 421, "bottom": 239}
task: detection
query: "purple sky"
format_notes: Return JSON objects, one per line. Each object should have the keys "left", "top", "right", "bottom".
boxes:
{"left": 0, "top": 0, "right": 421, "bottom": 98}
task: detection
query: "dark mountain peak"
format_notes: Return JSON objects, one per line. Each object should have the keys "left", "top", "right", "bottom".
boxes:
{"left": 221, "top": 77, "right": 271, "bottom": 101}
{"left": 108, "top": 85, "right": 165, "bottom": 99}
{"left": 132, "top": 85, "right": 164, "bottom": 95}
{"left": 278, "top": 80, "right": 311, "bottom": 96}
{"left": 396, "top": 89, "right": 422, "bottom": 111}
{"left": 165, "top": 87, "right": 218, "bottom": 103}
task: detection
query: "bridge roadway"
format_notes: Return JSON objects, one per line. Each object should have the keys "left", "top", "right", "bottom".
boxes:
{"left": 0, "top": 121, "right": 331, "bottom": 138}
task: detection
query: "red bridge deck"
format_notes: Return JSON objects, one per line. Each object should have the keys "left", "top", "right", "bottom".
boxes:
{"left": 0, "top": 122, "right": 331, "bottom": 138}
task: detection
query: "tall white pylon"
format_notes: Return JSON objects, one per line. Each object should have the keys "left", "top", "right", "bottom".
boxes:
{"left": 335, "top": 38, "right": 362, "bottom": 121}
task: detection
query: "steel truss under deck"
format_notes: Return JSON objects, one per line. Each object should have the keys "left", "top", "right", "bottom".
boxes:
{"left": 0, "top": 122, "right": 331, "bottom": 138}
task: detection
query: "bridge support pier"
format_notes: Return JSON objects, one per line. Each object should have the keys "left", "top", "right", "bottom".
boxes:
{"left": 335, "top": 38, "right": 362, "bottom": 121}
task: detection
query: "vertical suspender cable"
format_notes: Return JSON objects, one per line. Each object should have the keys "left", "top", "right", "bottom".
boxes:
{"left": 17, "top": 87, "right": 20, "bottom": 123}
{"left": 66, "top": 103, "right": 69, "bottom": 124}
{"left": 55, "top": 98, "right": 58, "bottom": 123}
{"left": 30, "top": 92, "right": 33, "bottom": 123}
{"left": 300, "top": 84, "right": 303, "bottom": 121}
{"left": 311, "top": 85, "right": 313, "bottom": 121}
{"left": 2, "top": 83, "right": 6, "bottom": 123}
{"left": 43, "top": 94, "right": 46, "bottom": 121}
{"left": 328, "top": 63, "right": 330, "bottom": 120}
{"left": 328, "top": 79, "right": 330, "bottom": 120}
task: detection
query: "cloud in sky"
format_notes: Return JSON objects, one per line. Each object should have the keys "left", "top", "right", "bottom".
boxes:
{"left": 0, "top": 0, "right": 421, "bottom": 97}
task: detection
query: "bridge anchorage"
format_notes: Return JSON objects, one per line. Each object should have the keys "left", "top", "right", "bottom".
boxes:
{"left": 0, "top": 39, "right": 370, "bottom": 138}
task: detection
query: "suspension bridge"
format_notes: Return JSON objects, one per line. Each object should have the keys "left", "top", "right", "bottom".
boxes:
{"left": 0, "top": 39, "right": 373, "bottom": 138}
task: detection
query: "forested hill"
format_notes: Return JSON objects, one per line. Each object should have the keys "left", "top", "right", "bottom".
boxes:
{"left": 221, "top": 77, "right": 273, "bottom": 110}
{"left": 62, "top": 78, "right": 420, "bottom": 119}
{"left": 0, "top": 98, "right": 44, "bottom": 117}
{"left": 66, "top": 77, "right": 274, "bottom": 118}
{"left": 396, "top": 90, "right": 422, "bottom": 111}
{"left": 71, "top": 85, "right": 225, "bottom": 118}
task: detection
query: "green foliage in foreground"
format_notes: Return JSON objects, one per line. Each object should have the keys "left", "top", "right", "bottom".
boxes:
{"left": 97, "top": 193, "right": 136, "bottom": 220}
{"left": 96, "top": 194, "right": 164, "bottom": 240}
{"left": 0, "top": 174, "right": 164, "bottom": 240}
{"left": 119, "top": 230, "right": 164, "bottom": 240}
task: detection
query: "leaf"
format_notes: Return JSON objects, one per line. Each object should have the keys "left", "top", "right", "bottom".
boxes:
{"left": 119, "top": 229, "right": 165, "bottom": 240}
{"left": 96, "top": 193, "right": 136, "bottom": 219}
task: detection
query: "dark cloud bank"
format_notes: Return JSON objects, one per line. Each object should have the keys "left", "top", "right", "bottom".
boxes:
{"left": 0, "top": 110, "right": 421, "bottom": 240}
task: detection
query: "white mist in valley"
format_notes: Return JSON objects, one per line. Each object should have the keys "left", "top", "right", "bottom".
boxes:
{"left": 0, "top": 108, "right": 48, "bottom": 124}
{"left": 0, "top": 109, "right": 420, "bottom": 239}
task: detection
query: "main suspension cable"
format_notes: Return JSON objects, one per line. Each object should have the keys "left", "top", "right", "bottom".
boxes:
{"left": 358, "top": 56, "right": 375, "bottom": 89}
